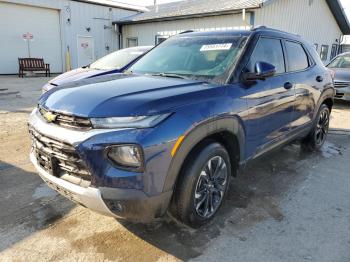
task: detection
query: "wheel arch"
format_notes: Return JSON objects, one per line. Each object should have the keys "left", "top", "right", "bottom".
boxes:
{"left": 163, "top": 116, "right": 245, "bottom": 193}
{"left": 322, "top": 97, "right": 333, "bottom": 112}
{"left": 313, "top": 88, "right": 334, "bottom": 121}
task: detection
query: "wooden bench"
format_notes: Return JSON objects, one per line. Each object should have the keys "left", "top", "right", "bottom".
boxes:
{"left": 18, "top": 58, "right": 50, "bottom": 77}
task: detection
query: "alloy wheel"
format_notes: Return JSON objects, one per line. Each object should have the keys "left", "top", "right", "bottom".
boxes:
{"left": 194, "top": 156, "right": 228, "bottom": 218}
{"left": 315, "top": 109, "right": 329, "bottom": 146}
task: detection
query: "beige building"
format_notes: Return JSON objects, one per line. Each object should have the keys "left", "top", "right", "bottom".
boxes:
{"left": 115, "top": 0, "right": 350, "bottom": 63}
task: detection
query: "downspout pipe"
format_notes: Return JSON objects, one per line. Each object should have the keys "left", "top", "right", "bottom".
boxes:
{"left": 118, "top": 24, "right": 123, "bottom": 50}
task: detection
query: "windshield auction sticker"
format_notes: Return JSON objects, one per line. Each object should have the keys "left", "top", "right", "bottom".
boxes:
{"left": 200, "top": 43, "right": 232, "bottom": 51}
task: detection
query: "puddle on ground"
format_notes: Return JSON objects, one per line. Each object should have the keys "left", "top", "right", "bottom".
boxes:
{"left": 321, "top": 141, "right": 343, "bottom": 158}
{"left": 32, "top": 183, "right": 58, "bottom": 199}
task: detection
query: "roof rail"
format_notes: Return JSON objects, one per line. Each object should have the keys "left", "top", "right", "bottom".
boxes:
{"left": 252, "top": 25, "right": 301, "bottom": 37}
{"left": 252, "top": 25, "right": 267, "bottom": 31}
{"left": 179, "top": 30, "right": 195, "bottom": 34}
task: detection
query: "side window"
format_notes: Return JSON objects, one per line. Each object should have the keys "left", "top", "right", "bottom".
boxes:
{"left": 127, "top": 37, "right": 138, "bottom": 48}
{"left": 247, "top": 38, "right": 285, "bottom": 74}
{"left": 320, "top": 45, "right": 329, "bottom": 61}
{"left": 285, "top": 41, "right": 309, "bottom": 72}
{"left": 155, "top": 35, "right": 169, "bottom": 45}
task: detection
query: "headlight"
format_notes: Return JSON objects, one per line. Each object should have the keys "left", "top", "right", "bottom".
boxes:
{"left": 107, "top": 145, "right": 143, "bottom": 171}
{"left": 90, "top": 113, "right": 171, "bottom": 129}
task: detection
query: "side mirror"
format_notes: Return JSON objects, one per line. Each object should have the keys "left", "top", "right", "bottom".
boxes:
{"left": 244, "top": 61, "right": 276, "bottom": 81}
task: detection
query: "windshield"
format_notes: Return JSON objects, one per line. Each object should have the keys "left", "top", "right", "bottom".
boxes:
{"left": 129, "top": 35, "right": 248, "bottom": 81}
{"left": 90, "top": 48, "right": 147, "bottom": 70}
{"left": 328, "top": 55, "right": 350, "bottom": 69}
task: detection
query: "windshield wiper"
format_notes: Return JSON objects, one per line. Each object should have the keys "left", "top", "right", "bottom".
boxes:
{"left": 149, "top": 72, "right": 188, "bottom": 79}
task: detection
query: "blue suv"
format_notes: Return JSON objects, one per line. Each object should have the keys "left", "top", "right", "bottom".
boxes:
{"left": 29, "top": 27, "right": 334, "bottom": 227}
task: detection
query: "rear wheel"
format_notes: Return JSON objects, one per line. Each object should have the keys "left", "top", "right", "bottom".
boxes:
{"left": 173, "top": 142, "right": 231, "bottom": 228}
{"left": 302, "top": 104, "right": 330, "bottom": 151}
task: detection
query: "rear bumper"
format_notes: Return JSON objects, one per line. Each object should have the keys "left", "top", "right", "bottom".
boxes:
{"left": 30, "top": 151, "right": 172, "bottom": 222}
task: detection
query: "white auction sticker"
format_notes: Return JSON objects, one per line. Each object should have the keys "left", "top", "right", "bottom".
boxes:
{"left": 200, "top": 43, "right": 232, "bottom": 51}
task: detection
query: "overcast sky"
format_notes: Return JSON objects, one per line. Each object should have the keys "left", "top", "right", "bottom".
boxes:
{"left": 119, "top": 0, "right": 350, "bottom": 19}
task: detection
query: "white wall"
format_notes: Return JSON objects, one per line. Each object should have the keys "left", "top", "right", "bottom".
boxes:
{"left": 122, "top": 12, "right": 251, "bottom": 47}
{"left": 0, "top": 0, "right": 137, "bottom": 73}
{"left": 0, "top": 2, "right": 62, "bottom": 73}
{"left": 254, "top": 0, "right": 342, "bottom": 62}
{"left": 122, "top": 0, "right": 343, "bottom": 63}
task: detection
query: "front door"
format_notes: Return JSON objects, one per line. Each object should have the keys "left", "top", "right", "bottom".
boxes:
{"left": 243, "top": 37, "right": 295, "bottom": 158}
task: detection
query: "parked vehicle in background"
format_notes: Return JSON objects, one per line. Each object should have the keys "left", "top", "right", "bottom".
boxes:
{"left": 42, "top": 46, "right": 152, "bottom": 93}
{"left": 29, "top": 27, "right": 334, "bottom": 228}
{"left": 327, "top": 52, "right": 350, "bottom": 101}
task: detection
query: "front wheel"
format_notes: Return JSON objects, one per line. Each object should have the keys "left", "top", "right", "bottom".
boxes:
{"left": 173, "top": 142, "right": 231, "bottom": 228}
{"left": 302, "top": 104, "right": 330, "bottom": 151}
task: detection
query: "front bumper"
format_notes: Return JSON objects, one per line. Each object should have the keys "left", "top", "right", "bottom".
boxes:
{"left": 30, "top": 151, "right": 172, "bottom": 221}
{"left": 28, "top": 108, "right": 173, "bottom": 221}
{"left": 335, "top": 86, "right": 350, "bottom": 101}
{"left": 30, "top": 151, "right": 115, "bottom": 217}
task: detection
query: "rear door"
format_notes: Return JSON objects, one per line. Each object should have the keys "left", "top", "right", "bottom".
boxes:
{"left": 283, "top": 40, "right": 316, "bottom": 131}
{"left": 243, "top": 37, "right": 295, "bottom": 157}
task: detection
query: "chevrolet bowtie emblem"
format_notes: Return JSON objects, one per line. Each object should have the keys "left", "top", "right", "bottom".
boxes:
{"left": 44, "top": 111, "right": 57, "bottom": 122}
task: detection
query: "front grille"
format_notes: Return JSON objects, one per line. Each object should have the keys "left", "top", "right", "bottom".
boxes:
{"left": 29, "top": 128, "right": 91, "bottom": 187}
{"left": 38, "top": 106, "right": 92, "bottom": 130}
{"left": 334, "top": 81, "right": 350, "bottom": 89}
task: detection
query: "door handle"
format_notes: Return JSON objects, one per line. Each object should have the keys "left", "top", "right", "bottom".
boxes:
{"left": 316, "top": 76, "right": 323, "bottom": 82}
{"left": 284, "top": 82, "right": 293, "bottom": 90}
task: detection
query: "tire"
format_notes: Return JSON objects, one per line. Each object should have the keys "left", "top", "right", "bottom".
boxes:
{"left": 173, "top": 141, "right": 231, "bottom": 228}
{"left": 302, "top": 104, "right": 330, "bottom": 151}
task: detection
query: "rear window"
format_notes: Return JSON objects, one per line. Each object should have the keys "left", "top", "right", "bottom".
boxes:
{"left": 285, "top": 41, "right": 309, "bottom": 72}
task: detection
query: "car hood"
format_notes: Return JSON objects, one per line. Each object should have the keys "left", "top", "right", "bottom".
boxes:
{"left": 50, "top": 67, "right": 116, "bottom": 86}
{"left": 331, "top": 68, "right": 350, "bottom": 82}
{"left": 39, "top": 74, "right": 222, "bottom": 118}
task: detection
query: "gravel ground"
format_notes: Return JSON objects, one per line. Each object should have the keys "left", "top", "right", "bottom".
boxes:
{"left": 0, "top": 76, "right": 350, "bottom": 262}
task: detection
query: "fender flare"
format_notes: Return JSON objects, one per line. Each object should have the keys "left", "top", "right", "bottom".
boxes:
{"left": 162, "top": 116, "right": 246, "bottom": 192}
{"left": 313, "top": 87, "right": 335, "bottom": 120}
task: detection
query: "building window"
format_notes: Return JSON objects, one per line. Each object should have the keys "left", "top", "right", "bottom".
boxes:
{"left": 320, "top": 45, "right": 329, "bottom": 61}
{"left": 341, "top": 44, "right": 350, "bottom": 53}
{"left": 314, "top": 44, "right": 318, "bottom": 51}
{"left": 127, "top": 37, "right": 138, "bottom": 48}
{"left": 330, "top": 44, "right": 338, "bottom": 59}
{"left": 155, "top": 35, "right": 169, "bottom": 45}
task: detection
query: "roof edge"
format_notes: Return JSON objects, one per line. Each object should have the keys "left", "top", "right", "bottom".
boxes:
{"left": 72, "top": 0, "right": 148, "bottom": 12}
{"left": 113, "top": 7, "right": 260, "bottom": 25}
{"left": 325, "top": 0, "right": 350, "bottom": 35}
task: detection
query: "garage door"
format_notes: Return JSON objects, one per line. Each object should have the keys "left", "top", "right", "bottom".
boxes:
{"left": 0, "top": 2, "right": 62, "bottom": 74}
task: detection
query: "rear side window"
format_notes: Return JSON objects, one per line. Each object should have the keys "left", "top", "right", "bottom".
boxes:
{"left": 285, "top": 41, "right": 309, "bottom": 72}
{"left": 247, "top": 38, "right": 285, "bottom": 74}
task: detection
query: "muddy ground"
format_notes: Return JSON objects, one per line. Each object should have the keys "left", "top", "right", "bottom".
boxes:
{"left": 1, "top": 76, "right": 350, "bottom": 262}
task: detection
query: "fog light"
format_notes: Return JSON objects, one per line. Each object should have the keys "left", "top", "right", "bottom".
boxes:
{"left": 104, "top": 199, "right": 123, "bottom": 213}
{"left": 107, "top": 145, "right": 143, "bottom": 170}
